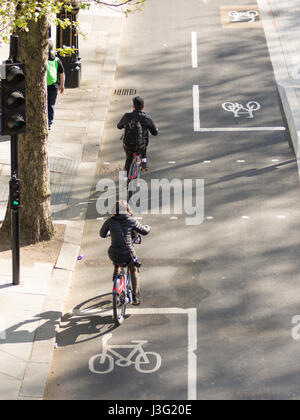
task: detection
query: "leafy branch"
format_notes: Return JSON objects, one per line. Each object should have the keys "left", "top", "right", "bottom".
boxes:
{"left": 0, "top": 0, "right": 146, "bottom": 43}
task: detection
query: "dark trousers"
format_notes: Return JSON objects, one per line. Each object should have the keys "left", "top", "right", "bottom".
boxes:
{"left": 113, "top": 262, "right": 139, "bottom": 295}
{"left": 47, "top": 85, "right": 58, "bottom": 128}
{"left": 124, "top": 146, "right": 147, "bottom": 176}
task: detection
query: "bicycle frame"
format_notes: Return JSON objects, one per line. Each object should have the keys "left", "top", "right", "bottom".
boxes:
{"left": 128, "top": 153, "right": 141, "bottom": 183}
{"left": 111, "top": 238, "right": 141, "bottom": 325}
{"left": 112, "top": 266, "right": 131, "bottom": 302}
{"left": 112, "top": 267, "right": 126, "bottom": 295}
{"left": 112, "top": 265, "right": 132, "bottom": 325}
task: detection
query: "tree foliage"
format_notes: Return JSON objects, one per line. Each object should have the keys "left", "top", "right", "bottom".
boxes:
{"left": 0, "top": 1, "right": 146, "bottom": 43}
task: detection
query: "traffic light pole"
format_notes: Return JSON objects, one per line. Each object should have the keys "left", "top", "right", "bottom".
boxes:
{"left": 1, "top": 35, "right": 25, "bottom": 286}
{"left": 10, "top": 133, "right": 20, "bottom": 285}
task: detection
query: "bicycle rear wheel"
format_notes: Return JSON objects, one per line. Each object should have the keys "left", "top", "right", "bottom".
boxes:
{"left": 112, "top": 291, "right": 126, "bottom": 326}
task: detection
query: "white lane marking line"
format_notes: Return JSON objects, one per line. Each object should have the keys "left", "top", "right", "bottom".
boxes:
{"left": 191, "top": 32, "right": 198, "bottom": 68}
{"left": 168, "top": 161, "right": 176, "bottom": 164}
{"left": 193, "top": 85, "right": 201, "bottom": 131}
{"left": 170, "top": 216, "right": 178, "bottom": 220}
{"left": 206, "top": 216, "right": 214, "bottom": 219}
{"left": 237, "top": 160, "right": 245, "bottom": 163}
{"left": 188, "top": 308, "right": 197, "bottom": 401}
{"left": 197, "top": 127, "right": 286, "bottom": 132}
{"left": 203, "top": 160, "right": 211, "bottom": 163}
{"left": 241, "top": 215, "right": 250, "bottom": 219}
{"left": 277, "top": 215, "right": 286, "bottom": 219}
{"left": 272, "top": 159, "right": 279, "bottom": 162}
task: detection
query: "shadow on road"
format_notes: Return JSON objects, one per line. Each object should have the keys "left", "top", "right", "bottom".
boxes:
{"left": 56, "top": 294, "right": 117, "bottom": 347}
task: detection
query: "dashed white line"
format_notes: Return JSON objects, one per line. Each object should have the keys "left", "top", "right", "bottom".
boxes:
{"left": 191, "top": 32, "right": 198, "bottom": 68}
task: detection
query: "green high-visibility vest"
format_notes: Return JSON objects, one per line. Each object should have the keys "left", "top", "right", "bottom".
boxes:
{"left": 47, "top": 58, "right": 59, "bottom": 86}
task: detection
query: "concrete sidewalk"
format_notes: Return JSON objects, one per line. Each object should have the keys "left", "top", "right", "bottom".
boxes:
{"left": 0, "top": 6, "right": 124, "bottom": 400}
{"left": 257, "top": 0, "right": 300, "bottom": 173}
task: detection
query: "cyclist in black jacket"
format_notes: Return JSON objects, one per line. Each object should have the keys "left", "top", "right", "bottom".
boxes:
{"left": 100, "top": 200, "right": 151, "bottom": 305}
{"left": 117, "top": 96, "right": 158, "bottom": 173}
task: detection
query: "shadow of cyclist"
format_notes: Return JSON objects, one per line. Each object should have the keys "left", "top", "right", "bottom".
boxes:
{"left": 56, "top": 294, "right": 117, "bottom": 347}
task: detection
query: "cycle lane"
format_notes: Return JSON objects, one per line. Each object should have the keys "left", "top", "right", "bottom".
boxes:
{"left": 45, "top": 0, "right": 300, "bottom": 401}
{"left": 186, "top": 0, "right": 300, "bottom": 400}
{"left": 45, "top": 296, "right": 196, "bottom": 399}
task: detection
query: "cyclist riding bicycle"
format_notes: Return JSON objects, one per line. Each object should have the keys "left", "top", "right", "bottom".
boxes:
{"left": 99, "top": 200, "right": 151, "bottom": 305}
{"left": 117, "top": 96, "right": 158, "bottom": 175}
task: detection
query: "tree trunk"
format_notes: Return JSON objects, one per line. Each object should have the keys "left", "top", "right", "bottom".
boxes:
{"left": 0, "top": 14, "right": 54, "bottom": 245}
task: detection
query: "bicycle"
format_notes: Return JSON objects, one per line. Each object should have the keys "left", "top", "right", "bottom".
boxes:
{"left": 112, "top": 262, "right": 132, "bottom": 326}
{"left": 127, "top": 152, "right": 142, "bottom": 189}
{"left": 112, "top": 234, "right": 142, "bottom": 326}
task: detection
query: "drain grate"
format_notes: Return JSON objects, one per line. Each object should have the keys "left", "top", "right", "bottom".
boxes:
{"left": 114, "top": 88, "right": 137, "bottom": 96}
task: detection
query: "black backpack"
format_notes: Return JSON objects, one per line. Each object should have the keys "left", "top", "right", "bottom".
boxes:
{"left": 123, "top": 118, "right": 143, "bottom": 152}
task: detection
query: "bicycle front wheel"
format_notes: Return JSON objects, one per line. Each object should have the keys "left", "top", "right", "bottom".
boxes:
{"left": 112, "top": 292, "right": 126, "bottom": 326}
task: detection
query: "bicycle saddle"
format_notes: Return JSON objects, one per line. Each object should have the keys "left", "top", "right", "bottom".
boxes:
{"left": 114, "top": 262, "right": 128, "bottom": 267}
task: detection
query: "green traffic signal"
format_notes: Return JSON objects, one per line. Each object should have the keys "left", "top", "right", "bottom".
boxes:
{"left": 10, "top": 176, "right": 21, "bottom": 210}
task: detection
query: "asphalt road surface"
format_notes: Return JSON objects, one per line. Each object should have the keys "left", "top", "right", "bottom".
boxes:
{"left": 45, "top": 0, "right": 300, "bottom": 401}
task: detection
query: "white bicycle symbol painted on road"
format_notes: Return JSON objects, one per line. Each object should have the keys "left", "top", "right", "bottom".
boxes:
{"left": 89, "top": 333, "right": 162, "bottom": 374}
{"left": 229, "top": 10, "right": 259, "bottom": 23}
{"left": 222, "top": 101, "right": 261, "bottom": 118}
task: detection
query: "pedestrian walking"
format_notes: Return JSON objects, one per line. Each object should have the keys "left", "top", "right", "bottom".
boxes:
{"left": 47, "top": 40, "right": 65, "bottom": 130}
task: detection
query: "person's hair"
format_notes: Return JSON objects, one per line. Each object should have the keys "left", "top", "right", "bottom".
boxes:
{"left": 114, "top": 200, "right": 134, "bottom": 216}
{"left": 48, "top": 40, "right": 56, "bottom": 60}
{"left": 48, "top": 40, "right": 54, "bottom": 50}
{"left": 133, "top": 96, "right": 144, "bottom": 111}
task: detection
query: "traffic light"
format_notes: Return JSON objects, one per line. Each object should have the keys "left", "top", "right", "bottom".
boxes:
{"left": 1, "top": 62, "right": 26, "bottom": 135}
{"left": 9, "top": 175, "right": 21, "bottom": 210}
